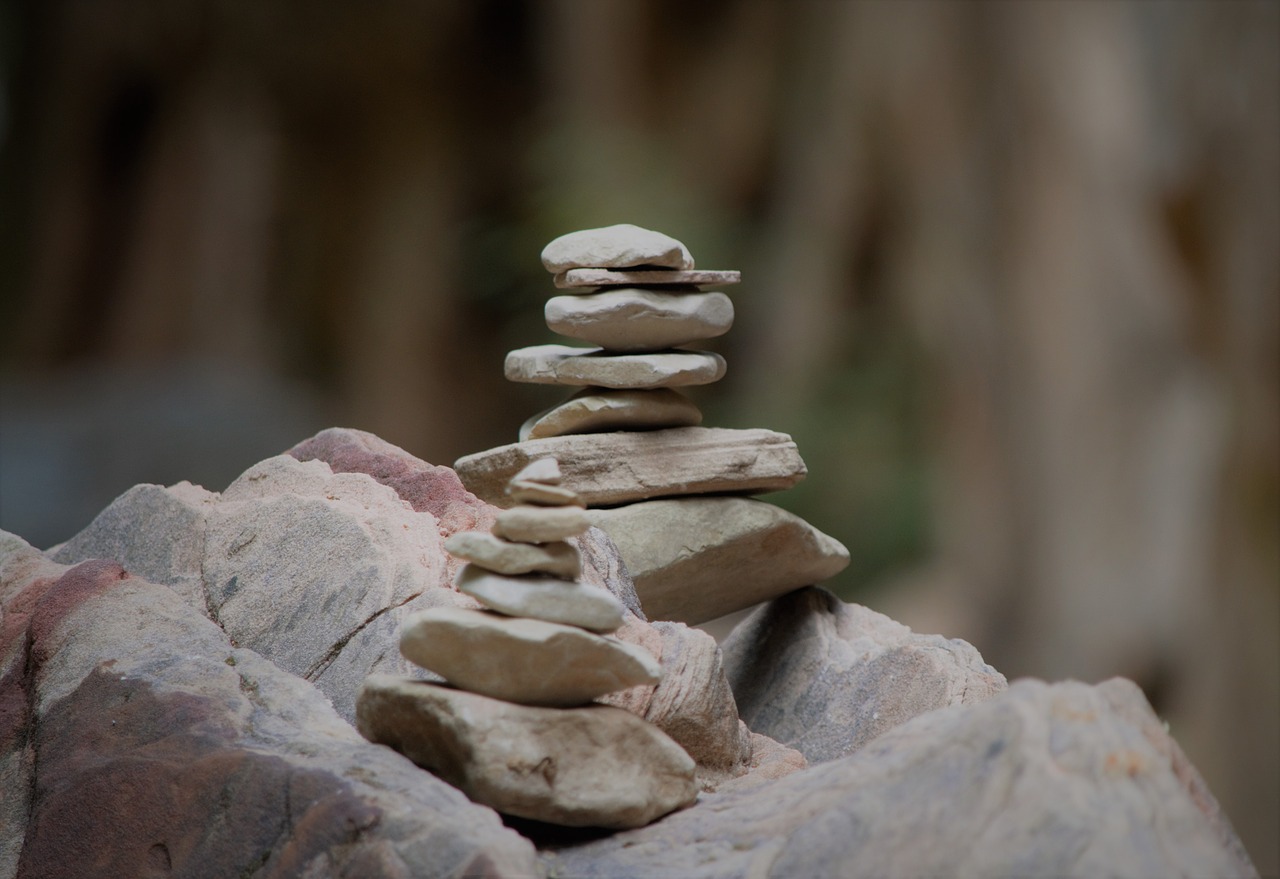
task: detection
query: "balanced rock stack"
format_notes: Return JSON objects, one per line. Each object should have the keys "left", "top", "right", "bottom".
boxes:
{"left": 356, "top": 458, "right": 698, "bottom": 829}
{"left": 455, "top": 224, "right": 850, "bottom": 625}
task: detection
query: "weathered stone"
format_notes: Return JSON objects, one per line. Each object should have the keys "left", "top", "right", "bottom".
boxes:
{"left": 399, "top": 607, "right": 661, "bottom": 706}
{"left": 539, "top": 678, "right": 1258, "bottom": 879}
{"left": 505, "top": 344, "right": 726, "bottom": 389}
{"left": 456, "top": 427, "right": 807, "bottom": 508}
{"left": 455, "top": 565, "right": 625, "bottom": 633}
{"left": 508, "top": 479, "right": 579, "bottom": 506}
{"left": 554, "top": 268, "right": 741, "bottom": 289}
{"left": 512, "top": 456, "right": 562, "bottom": 484}
{"left": 546, "top": 289, "right": 733, "bottom": 351}
{"left": 540, "top": 224, "right": 694, "bottom": 273}
{"left": 721, "top": 587, "right": 1008, "bottom": 763}
{"left": 585, "top": 497, "right": 849, "bottom": 624}
{"left": 445, "top": 532, "right": 581, "bottom": 578}
{"left": 1, "top": 536, "right": 540, "bottom": 878}
{"left": 519, "top": 388, "right": 703, "bottom": 441}
{"left": 356, "top": 676, "right": 698, "bottom": 829}
{"left": 492, "top": 504, "right": 590, "bottom": 542}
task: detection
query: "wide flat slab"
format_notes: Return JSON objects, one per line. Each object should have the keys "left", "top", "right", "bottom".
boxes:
{"left": 455, "top": 426, "right": 807, "bottom": 508}
{"left": 505, "top": 344, "right": 726, "bottom": 389}
{"left": 554, "top": 268, "right": 740, "bottom": 289}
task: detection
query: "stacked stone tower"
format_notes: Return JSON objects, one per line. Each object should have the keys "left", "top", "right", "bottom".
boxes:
{"left": 456, "top": 224, "right": 849, "bottom": 625}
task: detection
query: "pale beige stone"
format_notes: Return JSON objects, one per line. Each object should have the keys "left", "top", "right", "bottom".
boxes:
{"left": 444, "top": 532, "right": 581, "bottom": 578}
{"left": 492, "top": 504, "right": 590, "bottom": 542}
{"left": 399, "top": 607, "right": 661, "bottom": 706}
{"left": 519, "top": 388, "right": 703, "bottom": 441}
{"left": 554, "top": 268, "right": 740, "bottom": 289}
{"left": 585, "top": 497, "right": 849, "bottom": 624}
{"left": 505, "top": 344, "right": 726, "bottom": 389}
{"left": 513, "top": 457, "right": 562, "bottom": 484}
{"left": 508, "top": 479, "right": 580, "bottom": 506}
{"left": 540, "top": 224, "right": 694, "bottom": 273}
{"left": 455, "top": 565, "right": 625, "bottom": 633}
{"left": 356, "top": 676, "right": 697, "bottom": 829}
{"left": 545, "top": 290, "right": 733, "bottom": 351}
{"left": 455, "top": 427, "right": 807, "bottom": 508}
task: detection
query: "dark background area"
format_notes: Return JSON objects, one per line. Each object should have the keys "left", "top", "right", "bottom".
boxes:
{"left": 0, "top": 1, "right": 1276, "bottom": 871}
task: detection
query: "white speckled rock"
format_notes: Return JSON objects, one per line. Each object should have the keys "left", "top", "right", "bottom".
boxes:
{"left": 519, "top": 388, "right": 703, "bottom": 441}
{"left": 356, "top": 676, "right": 697, "bottom": 829}
{"left": 505, "top": 344, "right": 726, "bottom": 389}
{"left": 399, "top": 607, "right": 661, "bottom": 706}
{"left": 455, "top": 565, "right": 625, "bottom": 633}
{"left": 444, "top": 532, "right": 581, "bottom": 578}
{"left": 546, "top": 289, "right": 733, "bottom": 352}
{"left": 540, "top": 224, "right": 694, "bottom": 273}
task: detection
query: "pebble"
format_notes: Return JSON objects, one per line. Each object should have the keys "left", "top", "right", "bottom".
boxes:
{"left": 541, "top": 224, "right": 695, "bottom": 274}
{"left": 444, "top": 531, "right": 581, "bottom": 579}
{"left": 455, "top": 565, "right": 625, "bottom": 633}
{"left": 545, "top": 289, "right": 733, "bottom": 351}
{"left": 519, "top": 388, "right": 703, "bottom": 441}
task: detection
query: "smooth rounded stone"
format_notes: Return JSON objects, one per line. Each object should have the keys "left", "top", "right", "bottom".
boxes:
{"left": 546, "top": 290, "right": 734, "bottom": 352}
{"left": 519, "top": 388, "right": 703, "bottom": 441}
{"left": 513, "top": 457, "right": 562, "bottom": 484}
{"left": 455, "top": 565, "right": 625, "bottom": 633}
{"left": 493, "top": 504, "right": 590, "bottom": 542}
{"left": 456, "top": 427, "right": 807, "bottom": 509}
{"left": 399, "top": 607, "right": 661, "bottom": 706}
{"left": 505, "top": 345, "right": 726, "bottom": 390}
{"left": 356, "top": 676, "right": 697, "bottom": 829}
{"left": 585, "top": 498, "right": 849, "bottom": 625}
{"left": 541, "top": 224, "right": 694, "bottom": 273}
{"left": 508, "top": 479, "right": 580, "bottom": 506}
{"left": 554, "top": 268, "right": 740, "bottom": 290}
{"left": 444, "top": 532, "right": 581, "bottom": 579}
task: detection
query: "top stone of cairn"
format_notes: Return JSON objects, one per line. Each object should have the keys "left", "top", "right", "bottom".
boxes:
{"left": 541, "top": 224, "right": 694, "bottom": 273}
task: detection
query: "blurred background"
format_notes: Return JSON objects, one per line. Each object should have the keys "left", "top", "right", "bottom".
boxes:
{"left": 0, "top": 0, "right": 1276, "bottom": 870}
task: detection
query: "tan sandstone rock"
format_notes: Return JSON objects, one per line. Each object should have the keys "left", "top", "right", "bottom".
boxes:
{"left": 554, "top": 268, "right": 740, "bottom": 289}
{"left": 492, "top": 504, "right": 590, "bottom": 542}
{"left": 356, "top": 675, "right": 698, "bottom": 829}
{"left": 519, "top": 388, "right": 703, "bottom": 441}
{"left": 545, "top": 289, "right": 733, "bottom": 351}
{"left": 505, "top": 344, "right": 726, "bottom": 389}
{"left": 455, "top": 565, "right": 625, "bottom": 633}
{"left": 445, "top": 531, "right": 581, "bottom": 579}
{"left": 540, "top": 224, "right": 694, "bottom": 274}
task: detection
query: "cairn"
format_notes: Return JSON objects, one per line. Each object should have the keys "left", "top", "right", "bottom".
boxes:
{"left": 455, "top": 224, "right": 849, "bottom": 625}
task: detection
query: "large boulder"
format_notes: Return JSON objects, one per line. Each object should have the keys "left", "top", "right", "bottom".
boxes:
{"left": 0, "top": 534, "right": 539, "bottom": 879}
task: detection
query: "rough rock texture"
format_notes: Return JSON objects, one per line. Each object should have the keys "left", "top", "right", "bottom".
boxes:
{"left": 540, "top": 223, "right": 694, "bottom": 273}
{"left": 540, "top": 678, "right": 1257, "bottom": 879}
{"left": 554, "top": 268, "right": 740, "bottom": 289}
{"left": 456, "top": 566, "right": 625, "bottom": 633}
{"left": 520, "top": 387, "right": 703, "bottom": 441}
{"left": 446, "top": 531, "right": 581, "bottom": 578}
{"left": 357, "top": 676, "right": 698, "bottom": 829}
{"left": 399, "top": 607, "right": 661, "bottom": 706}
{"left": 456, "top": 427, "right": 807, "bottom": 508}
{"left": 586, "top": 497, "right": 850, "bottom": 624}
{"left": 505, "top": 344, "right": 727, "bottom": 389}
{"left": 721, "top": 586, "right": 1008, "bottom": 762}
{"left": 545, "top": 289, "right": 733, "bottom": 351}
{"left": 0, "top": 534, "right": 539, "bottom": 879}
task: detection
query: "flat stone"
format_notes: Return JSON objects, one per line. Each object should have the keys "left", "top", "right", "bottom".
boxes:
{"left": 444, "top": 532, "right": 580, "bottom": 578}
{"left": 541, "top": 224, "right": 694, "bottom": 273}
{"left": 356, "top": 676, "right": 698, "bottom": 829}
{"left": 399, "top": 607, "right": 662, "bottom": 706}
{"left": 520, "top": 388, "right": 703, "bottom": 441}
{"left": 505, "top": 344, "right": 726, "bottom": 389}
{"left": 492, "top": 504, "right": 591, "bottom": 542}
{"left": 546, "top": 290, "right": 733, "bottom": 351}
{"left": 508, "top": 479, "right": 580, "bottom": 506}
{"left": 455, "top": 565, "right": 625, "bottom": 633}
{"left": 585, "top": 497, "right": 849, "bottom": 624}
{"left": 554, "top": 268, "right": 740, "bottom": 289}
{"left": 512, "top": 457, "right": 562, "bottom": 484}
{"left": 456, "top": 427, "right": 807, "bottom": 508}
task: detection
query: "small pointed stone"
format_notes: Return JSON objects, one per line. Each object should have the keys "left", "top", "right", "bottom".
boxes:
{"left": 399, "top": 607, "right": 661, "bottom": 706}
{"left": 541, "top": 224, "right": 694, "bottom": 273}
{"left": 546, "top": 289, "right": 733, "bottom": 352}
{"left": 505, "top": 345, "right": 726, "bottom": 389}
{"left": 519, "top": 388, "right": 703, "bottom": 441}
{"left": 508, "top": 479, "right": 581, "bottom": 506}
{"left": 493, "top": 504, "right": 591, "bottom": 543}
{"left": 554, "top": 268, "right": 739, "bottom": 290}
{"left": 513, "top": 457, "right": 562, "bottom": 485}
{"left": 445, "top": 532, "right": 581, "bottom": 578}
{"left": 456, "top": 566, "right": 625, "bottom": 633}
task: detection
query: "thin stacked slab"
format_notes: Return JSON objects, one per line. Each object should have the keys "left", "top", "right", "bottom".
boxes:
{"left": 357, "top": 458, "right": 697, "bottom": 828}
{"left": 454, "top": 224, "right": 849, "bottom": 626}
